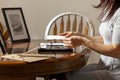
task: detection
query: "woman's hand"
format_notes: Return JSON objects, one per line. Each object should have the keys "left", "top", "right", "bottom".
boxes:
{"left": 60, "top": 32, "right": 90, "bottom": 48}
{"left": 60, "top": 32, "right": 83, "bottom": 37}
{"left": 62, "top": 35, "right": 83, "bottom": 48}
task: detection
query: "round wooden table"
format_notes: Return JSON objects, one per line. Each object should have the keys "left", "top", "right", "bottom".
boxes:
{"left": 0, "top": 40, "right": 87, "bottom": 80}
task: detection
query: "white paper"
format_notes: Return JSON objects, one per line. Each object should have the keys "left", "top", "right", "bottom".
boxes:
{"left": 1, "top": 54, "right": 50, "bottom": 62}
{"left": 46, "top": 35, "right": 65, "bottom": 40}
{"left": 40, "top": 42, "right": 65, "bottom": 48}
{"left": 19, "top": 53, "right": 64, "bottom": 58}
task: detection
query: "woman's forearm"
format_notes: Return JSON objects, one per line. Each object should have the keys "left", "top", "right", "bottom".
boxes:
{"left": 83, "top": 40, "right": 120, "bottom": 58}
{"left": 88, "top": 36, "right": 103, "bottom": 43}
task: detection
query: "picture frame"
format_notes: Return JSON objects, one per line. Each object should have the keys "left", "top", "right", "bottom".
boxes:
{"left": 2, "top": 7, "right": 30, "bottom": 43}
{"left": 0, "top": 31, "right": 6, "bottom": 54}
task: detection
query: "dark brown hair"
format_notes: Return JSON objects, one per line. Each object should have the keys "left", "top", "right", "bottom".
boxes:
{"left": 94, "top": 0, "right": 120, "bottom": 21}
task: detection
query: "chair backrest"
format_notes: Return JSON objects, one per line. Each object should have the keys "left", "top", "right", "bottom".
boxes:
{"left": 44, "top": 12, "right": 95, "bottom": 39}
{"left": 0, "top": 22, "right": 9, "bottom": 41}
{"left": 0, "top": 22, "right": 4, "bottom": 33}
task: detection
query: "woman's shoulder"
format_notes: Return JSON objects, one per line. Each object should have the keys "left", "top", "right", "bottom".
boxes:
{"left": 111, "top": 7, "right": 120, "bottom": 23}
{"left": 115, "top": 7, "right": 120, "bottom": 14}
{"left": 113, "top": 7, "right": 120, "bottom": 18}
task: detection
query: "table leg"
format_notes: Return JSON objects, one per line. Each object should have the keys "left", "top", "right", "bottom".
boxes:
{"left": 44, "top": 76, "right": 53, "bottom": 80}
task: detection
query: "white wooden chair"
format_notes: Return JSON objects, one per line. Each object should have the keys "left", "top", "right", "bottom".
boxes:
{"left": 43, "top": 12, "right": 95, "bottom": 80}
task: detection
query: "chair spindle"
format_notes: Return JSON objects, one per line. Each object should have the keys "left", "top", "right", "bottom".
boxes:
{"left": 53, "top": 21, "right": 57, "bottom": 35}
{"left": 60, "top": 17, "right": 64, "bottom": 34}
{"left": 0, "top": 22, "right": 9, "bottom": 41}
{"left": 78, "top": 17, "right": 83, "bottom": 33}
{"left": 66, "top": 15, "right": 70, "bottom": 31}
{"left": 84, "top": 22, "right": 89, "bottom": 35}
{"left": 3, "top": 30, "right": 9, "bottom": 40}
{"left": 72, "top": 15, "right": 77, "bottom": 32}
{"left": 0, "top": 22, "right": 4, "bottom": 33}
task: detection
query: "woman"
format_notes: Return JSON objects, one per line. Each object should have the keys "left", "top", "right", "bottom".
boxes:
{"left": 60, "top": 0, "right": 120, "bottom": 80}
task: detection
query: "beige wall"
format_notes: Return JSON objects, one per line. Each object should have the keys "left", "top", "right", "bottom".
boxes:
{"left": 0, "top": 0, "right": 100, "bottom": 39}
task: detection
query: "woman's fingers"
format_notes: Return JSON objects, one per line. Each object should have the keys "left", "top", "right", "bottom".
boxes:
{"left": 60, "top": 32, "right": 73, "bottom": 38}
{"left": 63, "top": 40, "right": 71, "bottom": 44}
{"left": 61, "top": 33, "right": 84, "bottom": 48}
{"left": 64, "top": 44, "right": 73, "bottom": 48}
{"left": 62, "top": 38, "right": 73, "bottom": 48}
{"left": 60, "top": 32, "right": 68, "bottom": 36}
